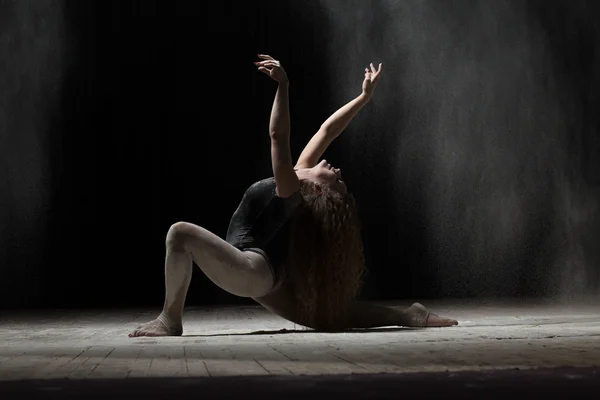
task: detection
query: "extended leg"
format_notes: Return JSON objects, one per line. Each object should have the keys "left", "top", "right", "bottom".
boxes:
{"left": 255, "top": 286, "right": 458, "bottom": 331}
{"left": 129, "top": 222, "right": 274, "bottom": 337}
{"left": 348, "top": 302, "right": 458, "bottom": 329}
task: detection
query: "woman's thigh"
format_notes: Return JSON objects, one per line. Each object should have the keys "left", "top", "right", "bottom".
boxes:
{"left": 169, "top": 222, "right": 275, "bottom": 297}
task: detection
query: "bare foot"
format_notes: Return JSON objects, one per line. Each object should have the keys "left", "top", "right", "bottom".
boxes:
{"left": 129, "top": 317, "right": 183, "bottom": 337}
{"left": 404, "top": 302, "right": 458, "bottom": 327}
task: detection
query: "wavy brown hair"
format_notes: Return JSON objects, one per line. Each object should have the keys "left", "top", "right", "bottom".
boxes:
{"left": 285, "top": 180, "right": 367, "bottom": 332}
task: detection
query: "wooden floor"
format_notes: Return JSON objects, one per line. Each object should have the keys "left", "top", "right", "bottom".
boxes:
{"left": 1, "top": 299, "right": 599, "bottom": 382}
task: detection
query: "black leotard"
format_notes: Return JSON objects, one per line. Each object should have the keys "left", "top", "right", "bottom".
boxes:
{"left": 226, "top": 177, "right": 302, "bottom": 288}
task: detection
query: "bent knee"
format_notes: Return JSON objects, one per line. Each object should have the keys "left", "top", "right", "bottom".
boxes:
{"left": 166, "top": 221, "right": 196, "bottom": 251}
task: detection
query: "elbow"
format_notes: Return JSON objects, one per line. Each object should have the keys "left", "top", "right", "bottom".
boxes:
{"left": 319, "top": 123, "right": 332, "bottom": 134}
{"left": 270, "top": 130, "right": 290, "bottom": 141}
{"left": 318, "top": 124, "right": 338, "bottom": 139}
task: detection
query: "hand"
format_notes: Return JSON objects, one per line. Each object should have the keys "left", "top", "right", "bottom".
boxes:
{"left": 255, "top": 54, "right": 289, "bottom": 84}
{"left": 362, "top": 62, "right": 382, "bottom": 99}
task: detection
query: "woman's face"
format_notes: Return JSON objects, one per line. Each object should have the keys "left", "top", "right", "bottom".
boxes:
{"left": 312, "top": 159, "right": 347, "bottom": 194}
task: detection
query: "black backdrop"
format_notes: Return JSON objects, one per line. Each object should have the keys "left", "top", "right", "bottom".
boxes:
{"left": 1, "top": 0, "right": 599, "bottom": 309}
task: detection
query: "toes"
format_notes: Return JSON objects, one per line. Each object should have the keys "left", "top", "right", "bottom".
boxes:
{"left": 426, "top": 313, "right": 459, "bottom": 327}
{"left": 128, "top": 319, "right": 176, "bottom": 337}
{"left": 129, "top": 327, "right": 143, "bottom": 337}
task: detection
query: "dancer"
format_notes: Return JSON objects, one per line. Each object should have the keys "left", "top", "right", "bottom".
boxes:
{"left": 130, "top": 54, "right": 457, "bottom": 337}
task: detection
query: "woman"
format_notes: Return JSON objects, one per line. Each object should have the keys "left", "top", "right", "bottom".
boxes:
{"left": 130, "top": 54, "right": 457, "bottom": 337}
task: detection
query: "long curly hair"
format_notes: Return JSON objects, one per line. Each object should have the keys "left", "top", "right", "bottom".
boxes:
{"left": 285, "top": 180, "right": 367, "bottom": 332}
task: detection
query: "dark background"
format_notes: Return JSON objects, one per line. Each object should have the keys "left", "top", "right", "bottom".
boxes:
{"left": 1, "top": 0, "right": 599, "bottom": 309}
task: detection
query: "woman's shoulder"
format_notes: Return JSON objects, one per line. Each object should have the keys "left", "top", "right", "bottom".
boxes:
{"left": 241, "top": 177, "right": 276, "bottom": 198}
{"left": 246, "top": 177, "right": 301, "bottom": 203}
{"left": 248, "top": 177, "right": 276, "bottom": 190}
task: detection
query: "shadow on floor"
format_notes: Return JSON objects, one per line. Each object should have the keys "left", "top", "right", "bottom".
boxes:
{"left": 184, "top": 326, "right": 421, "bottom": 337}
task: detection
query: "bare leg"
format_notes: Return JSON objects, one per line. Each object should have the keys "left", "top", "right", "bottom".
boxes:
{"left": 130, "top": 222, "right": 274, "bottom": 337}
{"left": 349, "top": 302, "right": 458, "bottom": 328}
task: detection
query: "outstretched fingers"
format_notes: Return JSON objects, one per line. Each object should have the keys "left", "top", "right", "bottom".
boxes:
{"left": 370, "top": 62, "right": 382, "bottom": 77}
{"left": 257, "top": 62, "right": 279, "bottom": 75}
{"left": 258, "top": 61, "right": 278, "bottom": 67}
{"left": 364, "top": 63, "right": 383, "bottom": 83}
